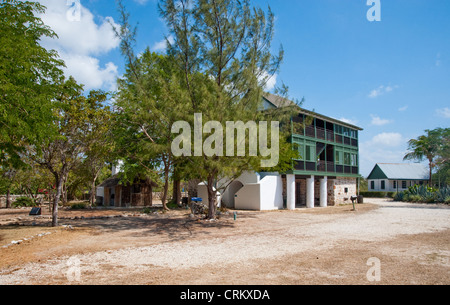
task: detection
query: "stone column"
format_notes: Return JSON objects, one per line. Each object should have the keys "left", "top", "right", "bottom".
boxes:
{"left": 320, "top": 177, "right": 328, "bottom": 207}
{"left": 306, "top": 176, "right": 315, "bottom": 208}
{"left": 286, "top": 174, "right": 296, "bottom": 210}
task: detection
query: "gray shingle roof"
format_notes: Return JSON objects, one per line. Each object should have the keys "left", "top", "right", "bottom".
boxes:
{"left": 373, "top": 163, "right": 430, "bottom": 180}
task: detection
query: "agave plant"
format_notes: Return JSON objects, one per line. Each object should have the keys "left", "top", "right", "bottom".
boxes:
{"left": 436, "top": 187, "right": 450, "bottom": 203}
{"left": 393, "top": 191, "right": 405, "bottom": 201}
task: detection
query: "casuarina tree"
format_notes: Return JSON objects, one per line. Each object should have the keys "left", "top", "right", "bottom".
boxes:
{"left": 158, "top": 0, "right": 296, "bottom": 219}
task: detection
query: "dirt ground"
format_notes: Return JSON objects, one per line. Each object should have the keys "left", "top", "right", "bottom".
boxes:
{"left": 0, "top": 199, "right": 449, "bottom": 285}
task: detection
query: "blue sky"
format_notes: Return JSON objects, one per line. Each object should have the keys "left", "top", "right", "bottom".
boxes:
{"left": 37, "top": 0, "right": 450, "bottom": 176}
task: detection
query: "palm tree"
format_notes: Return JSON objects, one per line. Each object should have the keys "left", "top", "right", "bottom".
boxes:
{"left": 403, "top": 129, "right": 443, "bottom": 186}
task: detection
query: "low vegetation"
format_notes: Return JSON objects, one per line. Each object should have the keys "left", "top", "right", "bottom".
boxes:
{"left": 394, "top": 185, "right": 450, "bottom": 204}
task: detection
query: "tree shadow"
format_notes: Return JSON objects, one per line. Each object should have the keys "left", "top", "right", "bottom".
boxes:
{"left": 58, "top": 211, "right": 247, "bottom": 243}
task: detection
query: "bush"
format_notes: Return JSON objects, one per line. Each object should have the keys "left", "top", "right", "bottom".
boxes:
{"left": 359, "top": 191, "right": 395, "bottom": 198}
{"left": 393, "top": 186, "right": 450, "bottom": 204}
{"left": 408, "top": 195, "right": 422, "bottom": 203}
{"left": 70, "top": 202, "right": 88, "bottom": 210}
{"left": 393, "top": 192, "right": 404, "bottom": 201}
{"left": 12, "top": 196, "right": 36, "bottom": 208}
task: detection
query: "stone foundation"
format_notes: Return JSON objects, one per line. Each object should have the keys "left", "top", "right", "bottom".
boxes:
{"left": 328, "top": 177, "right": 357, "bottom": 206}
{"left": 282, "top": 176, "right": 357, "bottom": 207}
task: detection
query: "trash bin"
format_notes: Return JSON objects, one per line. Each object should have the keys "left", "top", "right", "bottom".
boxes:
{"left": 190, "top": 197, "right": 205, "bottom": 215}
{"left": 357, "top": 195, "right": 364, "bottom": 204}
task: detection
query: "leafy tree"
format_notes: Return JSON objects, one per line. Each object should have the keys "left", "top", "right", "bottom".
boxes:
{"left": 404, "top": 128, "right": 450, "bottom": 186}
{"left": 30, "top": 78, "right": 111, "bottom": 226}
{"left": 433, "top": 128, "right": 450, "bottom": 188}
{"left": 0, "top": 0, "right": 64, "bottom": 169}
{"left": 159, "top": 0, "right": 296, "bottom": 219}
{"left": 113, "top": 47, "right": 189, "bottom": 211}
{"left": 0, "top": 166, "right": 16, "bottom": 208}
{"left": 81, "top": 91, "right": 115, "bottom": 206}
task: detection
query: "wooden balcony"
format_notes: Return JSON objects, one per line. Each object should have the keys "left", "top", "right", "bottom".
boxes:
{"left": 294, "top": 161, "right": 358, "bottom": 175}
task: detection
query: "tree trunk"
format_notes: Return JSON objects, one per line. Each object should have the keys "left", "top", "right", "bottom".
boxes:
{"left": 90, "top": 170, "right": 100, "bottom": 207}
{"left": 52, "top": 176, "right": 64, "bottom": 227}
{"left": 429, "top": 160, "right": 433, "bottom": 186}
{"left": 6, "top": 188, "right": 11, "bottom": 209}
{"left": 206, "top": 175, "right": 216, "bottom": 220}
{"left": 62, "top": 176, "right": 68, "bottom": 206}
{"left": 162, "top": 166, "right": 170, "bottom": 211}
{"left": 173, "top": 179, "right": 181, "bottom": 206}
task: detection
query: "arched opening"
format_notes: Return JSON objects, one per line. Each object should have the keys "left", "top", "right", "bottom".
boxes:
{"left": 227, "top": 180, "right": 244, "bottom": 208}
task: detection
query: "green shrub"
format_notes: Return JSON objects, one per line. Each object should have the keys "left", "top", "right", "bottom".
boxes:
{"left": 408, "top": 195, "right": 422, "bottom": 203}
{"left": 402, "top": 193, "right": 410, "bottom": 202}
{"left": 359, "top": 191, "right": 395, "bottom": 198}
{"left": 393, "top": 192, "right": 405, "bottom": 201}
{"left": 70, "top": 202, "right": 88, "bottom": 210}
{"left": 394, "top": 185, "right": 450, "bottom": 204}
{"left": 13, "top": 196, "right": 35, "bottom": 207}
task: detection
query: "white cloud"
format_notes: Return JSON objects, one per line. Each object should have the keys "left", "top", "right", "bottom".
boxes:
{"left": 152, "top": 35, "right": 175, "bottom": 52}
{"left": 436, "top": 107, "right": 450, "bottom": 118}
{"left": 368, "top": 85, "right": 399, "bottom": 98}
{"left": 370, "top": 132, "right": 403, "bottom": 147}
{"left": 338, "top": 117, "right": 358, "bottom": 126}
{"left": 370, "top": 115, "right": 392, "bottom": 126}
{"left": 359, "top": 132, "right": 406, "bottom": 176}
{"left": 264, "top": 73, "right": 278, "bottom": 92}
{"left": 398, "top": 105, "right": 408, "bottom": 112}
{"left": 36, "top": 0, "right": 120, "bottom": 91}
{"left": 60, "top": 52, "right": 118, "bottom": 92}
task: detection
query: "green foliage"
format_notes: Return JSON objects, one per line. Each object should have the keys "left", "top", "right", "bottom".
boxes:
{"left": 359, "top": 191, "right": 395, "bottom": 198}
{"left": 155, "top": 0, "right": 294, "bottom": 218}
{"left": 0, "top": 0, "right": 64, "bottom": 168}
{"left": 393, "top": 185, "right": 450, "bottom": 204}
{"left": 404, "top": 127, "right": 450, "bottom": 186}
{"left": 12, "top": 196, "right": 35, "bottom": 208}
{"left": 70, "top": 202, "right": 88, "bottom": 210}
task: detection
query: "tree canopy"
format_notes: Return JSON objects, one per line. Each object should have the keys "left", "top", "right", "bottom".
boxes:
{"left": 404, "top": 127, "right": 450, "bottom": 186}
{"left": 0, "top": 0, "right": 64, "bottom": 169}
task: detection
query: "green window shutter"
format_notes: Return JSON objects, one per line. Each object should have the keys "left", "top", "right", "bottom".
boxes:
{"left": 344, "top": 152, "right": 351, "bottom": 165}
{"left": 298, "top": 144, "right": 305, "bottom": 160}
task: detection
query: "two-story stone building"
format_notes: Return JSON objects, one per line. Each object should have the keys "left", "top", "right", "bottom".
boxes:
{"left": 198, "top": 93, "right": 363, "bottom": 210}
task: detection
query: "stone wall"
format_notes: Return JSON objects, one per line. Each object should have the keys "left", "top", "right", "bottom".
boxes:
{"left": 328, "top": 177, "right": 357, "bottom": 206}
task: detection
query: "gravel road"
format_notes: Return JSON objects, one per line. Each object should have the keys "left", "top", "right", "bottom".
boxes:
{"left": 1, "top": 199, "right": 449, "bottom": 285}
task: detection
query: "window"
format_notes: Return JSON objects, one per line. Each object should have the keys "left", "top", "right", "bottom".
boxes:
{"left": 371, "top": 181, "right": 375, "bottom": 190}
{"left": 393, "top": 181, "right": 397, "bottom": 189}
{"left": 344, "top": 152, "right": 351, "bottom": 165}
{"left": 350, "top": 154, "right": 358, "bottom": 166}
{"left": 343, "top": 127, "right": 349, "bottom": 137}
{"left": 305, "top": 144, "right": 315, "bottom": 162}
{"left": 335, "top": 150, "right": 343, "bottom": 165}
{"left": 402, "top": 181, "right": 407, "bottom": 189}
{"left": 381, "top": 180, "right": 385, "bottom": 190}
